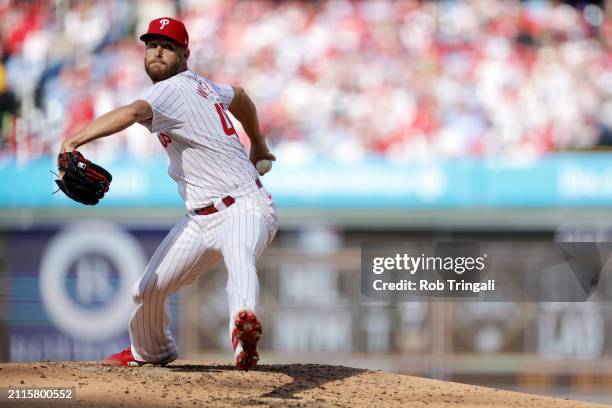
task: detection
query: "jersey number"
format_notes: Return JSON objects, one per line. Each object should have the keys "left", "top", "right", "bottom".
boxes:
{"left": 158, "top": 132, "right": 172, "bottom": 148}
{"left": 215, "top": 103, "right": 237, "bottom": 136}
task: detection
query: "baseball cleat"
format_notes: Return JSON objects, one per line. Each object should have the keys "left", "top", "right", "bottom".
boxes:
{"left": 101, "top": 347, "right": 144, "bottom": 367}
{"left": 232, "top": 308, "right": 262, "bottom": 371}
{"left": 101, "top": 347, "right": 177, "bottom": 367}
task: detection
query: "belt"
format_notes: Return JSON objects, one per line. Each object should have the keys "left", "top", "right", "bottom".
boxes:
{"left": 194, "top": 178, "right": 263, "bottom": 216}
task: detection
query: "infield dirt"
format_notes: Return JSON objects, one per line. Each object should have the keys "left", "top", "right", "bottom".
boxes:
{"left": 0, "top": 361, "right": 607, "bottom": 407}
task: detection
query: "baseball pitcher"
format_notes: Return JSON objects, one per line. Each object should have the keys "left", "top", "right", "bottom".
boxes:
{"left": 56, "top": 17, "right": 278, "bottom": 371}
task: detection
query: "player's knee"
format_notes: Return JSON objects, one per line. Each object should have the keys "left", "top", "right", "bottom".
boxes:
{"left": 132, "top": 280, "right": 143, "bottom": 304}
{"left": 132, "top": 276, "right": 162, "bottom": 304}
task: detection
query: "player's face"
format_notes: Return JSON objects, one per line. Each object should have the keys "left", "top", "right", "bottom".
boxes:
{"left": 144, "top": 37, "right": 188, "bottom": 83}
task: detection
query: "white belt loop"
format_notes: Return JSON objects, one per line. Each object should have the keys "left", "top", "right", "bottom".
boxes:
{"left": 214, "top": 197, "right": 228, "bottom": 212}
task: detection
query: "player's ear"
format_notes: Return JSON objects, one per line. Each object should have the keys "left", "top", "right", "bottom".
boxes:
{"left": 184, "top": 48, "right": 190, "bottom": 62}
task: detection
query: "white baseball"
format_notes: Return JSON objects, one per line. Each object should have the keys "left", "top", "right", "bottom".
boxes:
{"left": 255, "top": 159, "right": 272, "bottom": 175}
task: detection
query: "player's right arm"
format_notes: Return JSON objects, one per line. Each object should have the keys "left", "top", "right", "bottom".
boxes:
{"left": 60, "top": 100, "right": 152, "bottom": 152}
{"left": 228, "top": 86, "right": 275, "bottom": 165}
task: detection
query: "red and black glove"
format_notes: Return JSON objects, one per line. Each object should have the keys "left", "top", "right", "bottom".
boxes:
{"left": 55, "top": 151, "right": 112, "bottom": 205}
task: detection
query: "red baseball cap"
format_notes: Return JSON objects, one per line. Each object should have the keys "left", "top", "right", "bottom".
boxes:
{"left": 140, "top": 17, "right": 189, "bottom": 48}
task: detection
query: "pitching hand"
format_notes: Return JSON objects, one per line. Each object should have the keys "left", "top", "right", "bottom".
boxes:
{"left": 249, "top": 141, "right": 276, "bottom": 166}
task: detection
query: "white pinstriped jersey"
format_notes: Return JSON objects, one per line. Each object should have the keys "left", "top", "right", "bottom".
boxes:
{"left": 140, "top": 69, "right": 260, "bottom": 210}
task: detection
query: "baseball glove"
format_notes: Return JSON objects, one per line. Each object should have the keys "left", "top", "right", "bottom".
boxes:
{"left": 55, "top": 151, "right": 112, "bottom": 205}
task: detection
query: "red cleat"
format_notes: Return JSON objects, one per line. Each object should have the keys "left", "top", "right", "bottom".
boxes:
{"left": 101, "top": 347, "right": 177, "bottom": 367}
{"left": 232, "top": 309, "right": 262, "bottom": 371}
{"left": 101, "top": 347, "right": 143, "bottom": 367}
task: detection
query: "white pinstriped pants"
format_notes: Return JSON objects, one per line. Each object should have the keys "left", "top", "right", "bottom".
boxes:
{"left": 129, "top": 183, "right": 278, "bottom": 363}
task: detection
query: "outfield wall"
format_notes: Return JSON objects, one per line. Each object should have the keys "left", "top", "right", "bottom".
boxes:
{"left": 3, "top": 153, "right": 612, "bottom": 209}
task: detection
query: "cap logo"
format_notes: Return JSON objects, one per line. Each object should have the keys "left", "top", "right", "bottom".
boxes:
{"left": 159, "top": 19, "right": 170, "bottom": 30}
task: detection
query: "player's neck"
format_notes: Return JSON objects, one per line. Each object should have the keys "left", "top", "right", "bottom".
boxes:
{"left": 151, "top": 67, "right": 189, "bottom": 84}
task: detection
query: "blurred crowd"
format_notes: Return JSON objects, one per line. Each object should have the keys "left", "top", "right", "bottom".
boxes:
{"left": 1, "top": 0, "right": 612, "bottom": 163}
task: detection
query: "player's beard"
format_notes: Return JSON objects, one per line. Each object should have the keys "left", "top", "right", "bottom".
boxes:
{"left": 145, "top": 59, "right": 181, "bottom": 83}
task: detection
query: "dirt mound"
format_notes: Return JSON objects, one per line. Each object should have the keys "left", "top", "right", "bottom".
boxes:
{"left": 0, "top": 361, "right": 606, "bottom": 407}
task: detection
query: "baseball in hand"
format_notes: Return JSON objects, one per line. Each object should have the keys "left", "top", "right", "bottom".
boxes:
{"left": 256, "top": 159, "right": 272, "bottom": 175}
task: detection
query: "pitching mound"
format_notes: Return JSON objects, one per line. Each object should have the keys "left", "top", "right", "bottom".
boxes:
{"left": 0, "top": 361, "right": 606, "bottom": 407}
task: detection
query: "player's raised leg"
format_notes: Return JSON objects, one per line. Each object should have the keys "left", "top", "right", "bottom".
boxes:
{"left": 221, "top": 197, "right": 278, "bottom": 370}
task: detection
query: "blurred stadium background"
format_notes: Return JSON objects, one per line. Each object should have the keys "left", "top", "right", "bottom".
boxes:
{"left": 1, "top": 0, "right": 612, "bottom": 404}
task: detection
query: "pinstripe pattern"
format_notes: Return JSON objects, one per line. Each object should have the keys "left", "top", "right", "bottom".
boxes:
{"left": 129, "top": 71, "right": 278, "bottom": 363}
{"left": 140, "top": 70, "right": 260, "bottom": 211}
{"left": 130, "top": 187, "right": 277, "bottom": 363}
{"left": 222, "top": 193, "right": 278, "bottom": 339}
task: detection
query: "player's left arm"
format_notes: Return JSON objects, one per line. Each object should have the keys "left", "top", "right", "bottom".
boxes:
{"left": 60, "top": 100, "right": 153, "bottom": 152}
{"left": 228, "top": 86, "right": 275, "bottom": 165}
